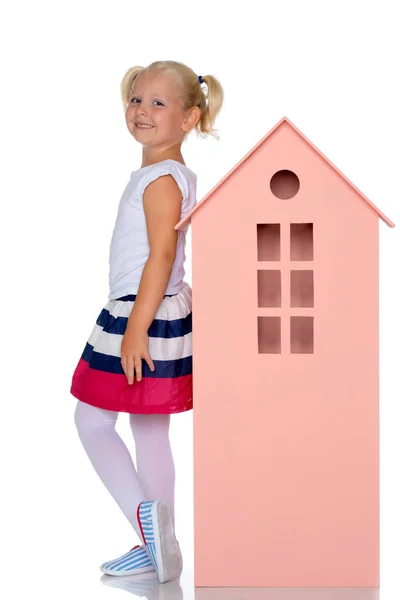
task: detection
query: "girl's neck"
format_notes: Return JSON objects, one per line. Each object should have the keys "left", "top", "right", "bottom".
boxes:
{"left": 141, "top": 148, "right": 185, "bottom": 169}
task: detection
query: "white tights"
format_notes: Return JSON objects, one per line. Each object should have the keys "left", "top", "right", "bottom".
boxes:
{"left": 74, "top": 400, "right": 176, "bottom": 540}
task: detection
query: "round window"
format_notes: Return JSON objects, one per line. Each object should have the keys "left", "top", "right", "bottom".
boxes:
{"left": 270, "top": 169, "right": 300, "bottom": 199}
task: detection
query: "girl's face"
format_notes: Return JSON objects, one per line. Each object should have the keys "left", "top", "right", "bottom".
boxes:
{"left": 125, "top": 70, "right": 190, "bottom": 148}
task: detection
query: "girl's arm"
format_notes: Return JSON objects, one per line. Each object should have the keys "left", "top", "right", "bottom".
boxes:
{"left": 127, "top": 174, "right": 183, "bottom": 333}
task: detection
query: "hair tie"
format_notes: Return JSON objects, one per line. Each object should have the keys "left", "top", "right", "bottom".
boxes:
{"left": 198, "top": 75, "right": 204, "bottom": 84}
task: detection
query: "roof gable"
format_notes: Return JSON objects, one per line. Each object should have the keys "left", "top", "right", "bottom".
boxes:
{"left": 175, "top": 116, "right": 395, "bottom": 231}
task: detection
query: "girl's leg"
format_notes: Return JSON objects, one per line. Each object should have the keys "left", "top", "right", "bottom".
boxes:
{"left": 74, "top": 400, "right": 146, "bottom": 539}
{"left": 129, "top": 414, "right": 176, "bottom": 529}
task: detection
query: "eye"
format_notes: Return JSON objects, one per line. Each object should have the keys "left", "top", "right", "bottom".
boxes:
{"left": 130, "top": 97, "right": 164, "bottom": 106}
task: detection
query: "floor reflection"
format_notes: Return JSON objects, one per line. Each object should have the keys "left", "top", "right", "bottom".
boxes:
{"left": 100, "top": 572, "right": 379, "bottom": 600}
{"left": 195, "top": 588, "right": 379, "bottom": 600}
{"left": 100, "top": 572, "right": 184, "bottom": 598}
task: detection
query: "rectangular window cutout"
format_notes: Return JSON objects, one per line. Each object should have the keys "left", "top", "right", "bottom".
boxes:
{"left": 257, "top": 270, "right": 281, "bottom": 307}
{"left": 257, "top": 224, "right": 280, "bottom": 261}
{"left": 258, "top": 317, "right": 281, "bottom": 353}
{"left": 291, "top": 223, "right": 313, "bottom": 261}
{"left": 291, "top": 316, "right": 314, "bottom": 353}
{"left": 291, "top": 270, "right": 314, "bottom": 307}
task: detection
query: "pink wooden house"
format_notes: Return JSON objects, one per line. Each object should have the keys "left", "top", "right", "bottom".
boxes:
{"left": 175, "top": 116, "right": 395, "bottom": 588}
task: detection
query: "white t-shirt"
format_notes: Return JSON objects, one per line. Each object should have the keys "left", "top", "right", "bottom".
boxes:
{"left": 108, "top": 159, "right": 197, "bottom": 300}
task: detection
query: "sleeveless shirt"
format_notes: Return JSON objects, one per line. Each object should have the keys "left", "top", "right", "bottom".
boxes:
{"left": 108, "top": 159, "right": 197, "bottom": 300}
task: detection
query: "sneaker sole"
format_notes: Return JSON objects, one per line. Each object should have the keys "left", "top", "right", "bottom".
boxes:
{"left": 139, "top": 500, "right": 183, "bottom": 584}
{"left": 100, "top": 563, "right": 155, "bottom": 576}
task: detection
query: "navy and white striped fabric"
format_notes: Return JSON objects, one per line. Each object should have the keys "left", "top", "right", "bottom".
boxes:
{"left": 70, "top": 281, "right": 193, "bottom": 414}
{"left": 100, "top": 544, "right": 154, "bottom": 576}
{"left": 81, "top": 301, "right": 192, "bottom": 378}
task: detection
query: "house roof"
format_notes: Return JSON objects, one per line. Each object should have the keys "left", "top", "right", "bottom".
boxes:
{"left": 175, "top": 116, "right": 395, "bottom": 231}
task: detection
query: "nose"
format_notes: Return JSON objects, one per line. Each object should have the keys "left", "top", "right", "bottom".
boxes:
{"left": 137, "top": 102, "right": 148, "bottom": 117}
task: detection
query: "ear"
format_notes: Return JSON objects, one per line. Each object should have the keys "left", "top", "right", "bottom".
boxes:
{"left": 182, "top": 106, "right": 201, "bottom": 132}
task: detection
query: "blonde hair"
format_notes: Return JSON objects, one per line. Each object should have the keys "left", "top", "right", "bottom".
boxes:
{"left": 120, "top": 60, "right": 224, "bottom": 140}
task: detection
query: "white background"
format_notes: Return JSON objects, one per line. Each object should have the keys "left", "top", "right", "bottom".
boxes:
{"left": 1, "top": 1, "right": 399, "bottom": 598}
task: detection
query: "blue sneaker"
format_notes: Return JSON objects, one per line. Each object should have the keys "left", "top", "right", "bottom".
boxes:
{"left": 100, "top": 544, "right": 155, "bottom": 576}
{"left": 137, "top": 500, "right": 183, "bottom": 583}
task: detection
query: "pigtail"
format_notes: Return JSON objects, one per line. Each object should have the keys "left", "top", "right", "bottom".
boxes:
{"left": 195, "top": 74, "right": 224, "bottom": 141}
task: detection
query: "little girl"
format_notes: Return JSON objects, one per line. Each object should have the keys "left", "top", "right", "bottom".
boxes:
{"left": 70, "top": 60, "right": 224, "bottom": 583}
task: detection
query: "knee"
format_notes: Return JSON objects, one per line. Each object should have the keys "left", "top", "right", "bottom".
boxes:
{"left": 74, "top": 400, "right": 103, "bottom": 437}
{"left": 74, "top": 400, "right": 86, "bottom": 435}
{"left": 74, "top": 401, "right": 118, "bottom": 437}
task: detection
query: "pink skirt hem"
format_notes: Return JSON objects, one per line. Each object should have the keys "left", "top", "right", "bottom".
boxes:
{"left": 71, "top": 357, "right": 193, "bottom": 415}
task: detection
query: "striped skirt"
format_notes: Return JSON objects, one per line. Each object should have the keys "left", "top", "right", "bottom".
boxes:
{"left": 70, "top": 281, "right": 193, "bottom": 415}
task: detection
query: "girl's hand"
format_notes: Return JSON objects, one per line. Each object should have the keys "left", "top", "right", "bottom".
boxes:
{"left": 120, "top": 326, "right": 155, "bottom": 385}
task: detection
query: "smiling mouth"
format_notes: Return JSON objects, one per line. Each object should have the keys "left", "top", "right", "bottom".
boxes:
{"left": 135, "top": 124, "right": 154, "bottom": 129}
